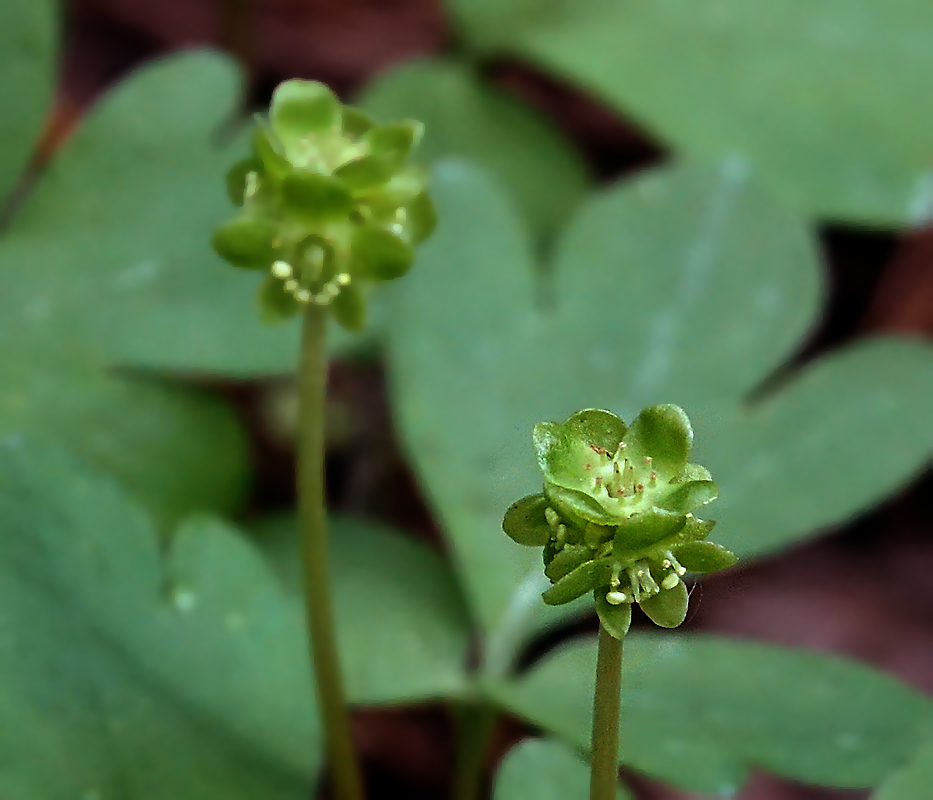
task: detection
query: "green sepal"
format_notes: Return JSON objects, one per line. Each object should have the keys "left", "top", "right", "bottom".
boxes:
{"left": 612, "top": 509, "right": 687, "bottom": 557}
{"left": 377, "top": 168, "right": 430, "bottom": 210}
{"left": 541, "top": 557, "right": 614, "bottom": 606}
{"left": 622, "top": 404, "right": 693, "bottom": 480}
{"left": 543, "top": 537, "right": 561, "bottom": 570}
{"left": 681, "top": 462, "right": 712, "bottom": 481}
{"left": 533, "top": 421, "right": 566, "bottom": 482}
{"left": 672, "top": 541, "right": 738, "bottom": 574}
{"left": 638, "top": 579, "right": 688, "bottom": 628}
{"left": 350, "top": 227, "right": 413, "bottom": 280}
{"left": 366, "top": 121, "right": 423, "bottom": 164}
{"left": 257, "top": 275, "right": 301, "bottom": 322}
{"left": 270, "top": 80, "right": 341, "bottom": 144}
{"left": 533, "top": 422, "right": 596, "bottom": 494}
{"left": 251, "top": 121, "right": 290, "bottom": 181}
{"left": 544, "top": 545, "right": 594, "bottom": 582}
{"left": 533, "top": 409, "right": 627, "bottom": 496}
{"left": 281, "top": 170, "right": 353, "bottom": 220}
{"left": 335, "top": 155, "right": 397, "bottom": 192}
{"left": 341, "top": 106, "right": 374, "bottom": 137}
{"left": 682, "top": 515, "right": 716, "bottom": 541}
{"left": 407, "top": 192, "right": 437, "bottom": 245}
{"left": 226, "top": 157, "right": 261, "bottom": 206}
{"left": 331, "top": 283, "right": 366, "bottom": 332}
{"left": 565, "top": 409, "right": 628, "bottom": 452}
{"left": 595, "top": 592, "right": 632, "bottom": 639}
{"left": 211, "top": 216, "right": 280, "bottom": 268}
{"left": 544, "top": 482, "right": 615, "bottom": 527}
{"left": 584, "top": 522, "right": 615, "bottom": 548}
{"left": 502, "top": 494, "right": 552, "bottom": 547}
{"left": 656, "top": 480, "right": 719, "bottom": 513}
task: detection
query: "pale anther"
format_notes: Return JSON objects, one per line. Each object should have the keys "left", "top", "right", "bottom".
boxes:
{"left": 662, "top": 573, "right": 680, "bottom": 590}
{"left": 244, "top": 171, "right": 259, "bottom": 200}
{"left": 271, "top": 260, "right": 292, "bottom": 279}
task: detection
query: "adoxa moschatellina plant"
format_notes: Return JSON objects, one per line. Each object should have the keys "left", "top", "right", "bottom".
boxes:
{"left": 213, "top": 80, "right": 437, "bottom": 800}
{"left": 503, "top": 405, "right": 737, "bottom": 800}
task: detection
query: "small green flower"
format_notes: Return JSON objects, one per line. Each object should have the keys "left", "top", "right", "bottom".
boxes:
{"left": 503, "top": 406, "right": 736, "bottom": 638}
{"left": 212, "top": 80, "right": 436, "bottom": 331}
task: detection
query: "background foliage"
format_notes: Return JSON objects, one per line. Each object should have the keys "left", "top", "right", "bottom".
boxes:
{"left": 1, "top": 0, "right": 931, "bottom": 797}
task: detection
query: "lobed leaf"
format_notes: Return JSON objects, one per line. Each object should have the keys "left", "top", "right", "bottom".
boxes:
{"left": 0, "top": 439, "right": 319, "bottom": 798}
{"left": 873, "top": 738, "right": 933, "bottom": 800}
{"left": 494, "top": 737, "right": 632, "bottom": 800}
{"left": 251, "top": 514, "right": 474, "bottom": 703}
{"left": 359, "top": 58, "right": 590, "bottom": 239}
{"left": 387, "top": 158, "right": 932, "bottom": 653}
{"left": 0, "top": 344, "right": 249, "bottom": 525}
{"left": 0, "top": 0, "right": 55, "bottom": 202}
{"left": 488, "top": 633, "right": 933, "bottom": 794}
{"left": 0, "top": 51, "right": 311, "bottom": 376}
{"left": 449, "top": 0, "right": 933, "bottom": 225}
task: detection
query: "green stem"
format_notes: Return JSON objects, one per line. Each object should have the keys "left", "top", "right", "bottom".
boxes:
{"left": 452, "top": 702, "right": 498, "bottom": 800}
{"left": 590, "top": 625, "right": 623, "bottom": 800}
{"left": 298, "top": 305, "right": 364, "bottom": 800}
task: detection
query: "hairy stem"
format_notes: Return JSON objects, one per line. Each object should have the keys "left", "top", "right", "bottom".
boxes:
{"left": 298, "top": 305, "right": 364, "bottom": 800}
{"left": 590, "top": 625, "right": 623, "bottom": 800}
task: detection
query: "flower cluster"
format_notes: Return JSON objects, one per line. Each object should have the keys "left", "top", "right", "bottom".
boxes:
{"left": 212, "top": 80, "right": 435, "bottom": 330}
{"left": 503, "top": 406, "right": 736, "bottom": 638}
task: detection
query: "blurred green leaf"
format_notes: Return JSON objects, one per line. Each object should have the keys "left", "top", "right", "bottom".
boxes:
{"left": 0, "top": 51, "right": 304, "bottom": 375}
{"left": 488, "top": 634, "right": 933, "bottom": 794}
{"left": 874, "top": 738, "right": 933, "bottom": 800}
{"left": 548, "top": 158, "right": 822, "bottom": 413}
{"left": 701, "top": 339, "right": 933, "bottom": 558}
{"left": 387, "top": 160, "right": 933, "bottom": 652}
{"left": 253, "top": 514, "right": 474, "bottom": 703}
{"left": 386, "top": 161, "right": 544, "bottom": 640}
{"left": 494, "top": 737, "right": 632, "bottom": 800}
{"left": 448, "top": 0, "right": 933, "bottom": 225}
{"left": 0, "top": 439, "right": 319, "bottom": 798}
{"left": 386, "top": 159, "right": 813, "bottom": 636}
{"left": 0, "top": 0, "right": 55, "bottom": 202}
{"left": 0, "top": 344, "right": 249, "bottom": 525}
{"left": 358, "top": 58, "right": 591, "bottom": 238}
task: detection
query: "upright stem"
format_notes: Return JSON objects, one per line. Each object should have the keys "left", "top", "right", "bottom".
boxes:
{"left": 590, "top": 625, "right": 623, "bottom": 800}
{"left": 451, "top": 702, "right": 497, "bottom": 800}
{"left": 298, "top": 305, "right": 364, "bottom": 800}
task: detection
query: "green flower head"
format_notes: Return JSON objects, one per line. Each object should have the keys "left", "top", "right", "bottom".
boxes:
{"left": 212, "top": 80, "right": 436, "bottom": 331}
{"left": 503, "top": 406, "right": 737, "bottom": 639}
